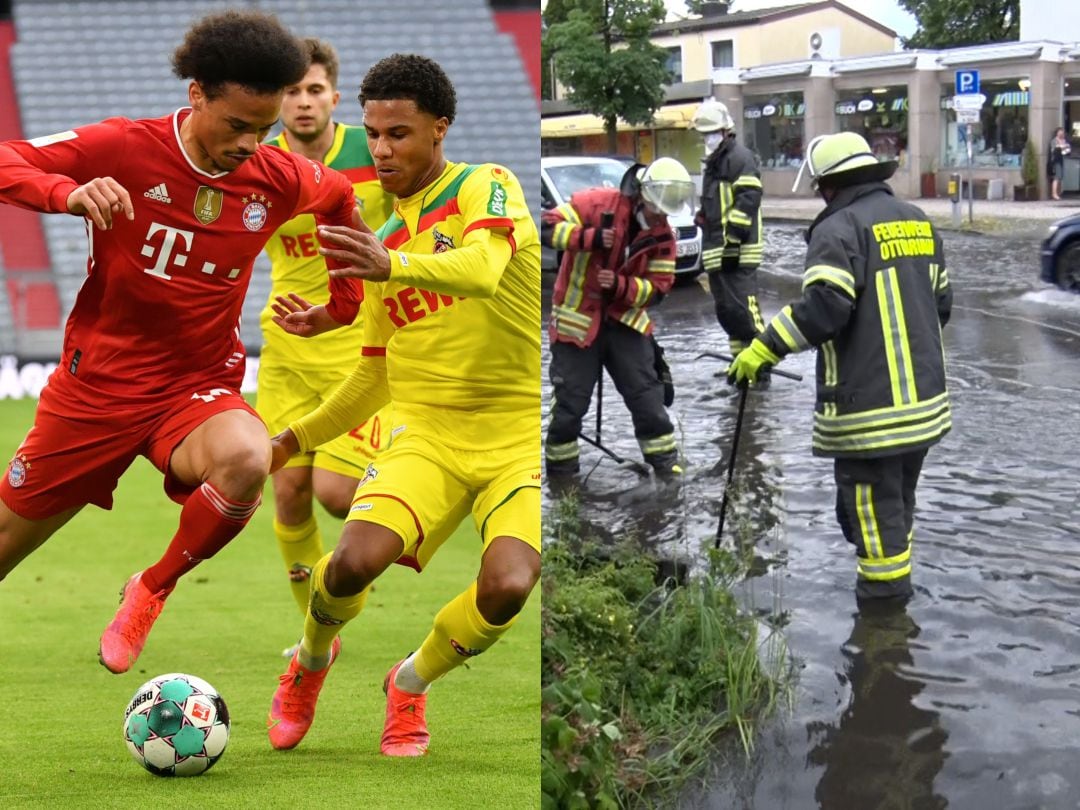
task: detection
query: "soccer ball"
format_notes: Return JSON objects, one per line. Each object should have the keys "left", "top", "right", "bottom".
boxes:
{"left": 122, "top": 673, "right": 230, "bottom": 777}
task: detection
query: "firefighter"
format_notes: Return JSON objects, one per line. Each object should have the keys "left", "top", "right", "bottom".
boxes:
{"left": 690, "top": 99, "right": 767, "bottom": 376}
{"left": 728, "top": 132, "right": 952, "bottom": 607}
{"left": 542, "top": 157, "right": 693, "bottom": 479}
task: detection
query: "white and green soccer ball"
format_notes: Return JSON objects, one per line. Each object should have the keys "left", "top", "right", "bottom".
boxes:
{"left": 122, "top": 673, "right": 230, "bottom": 777}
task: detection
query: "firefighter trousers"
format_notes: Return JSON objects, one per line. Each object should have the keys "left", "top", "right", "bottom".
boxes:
{"left": 834, "top": 448, "right": 928, "bottom": 604}
{"left": 707, "top": 256, "right": 764, "bottom": 354}
{"left": 546, "top": 321, "right": 676, "bottom": 472}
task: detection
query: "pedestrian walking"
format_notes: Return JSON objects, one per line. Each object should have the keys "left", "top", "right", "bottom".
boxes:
{"left": 1048, "top": 127, "right": 1071, "bottom": 200}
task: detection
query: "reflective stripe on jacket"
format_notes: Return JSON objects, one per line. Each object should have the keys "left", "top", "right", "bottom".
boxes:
{"left": 759, "top": 182, "right": 952, "bottom": 458}
{"left": 700, "top": 135, "right": 764, "bottom": 270}
{"left": 543, "top": 186, "right": 675, "bottom": 347}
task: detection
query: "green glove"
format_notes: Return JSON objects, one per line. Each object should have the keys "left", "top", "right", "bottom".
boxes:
{"left": 727, "top": 338, "right": 780, "bottom": 386}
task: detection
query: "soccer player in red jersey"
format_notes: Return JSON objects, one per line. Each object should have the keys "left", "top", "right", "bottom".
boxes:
{"left": 0, "top": 10, "right": 365, "bottom": 674}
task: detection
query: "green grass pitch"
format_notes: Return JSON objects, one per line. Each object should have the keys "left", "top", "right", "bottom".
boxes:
{"left": 0, "top": 397, "right": 539, "bottom": 809}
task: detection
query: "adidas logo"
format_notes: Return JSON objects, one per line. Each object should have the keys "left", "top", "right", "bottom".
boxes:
{"left": 143, "top": 183, "right": 172, "bottom": 204}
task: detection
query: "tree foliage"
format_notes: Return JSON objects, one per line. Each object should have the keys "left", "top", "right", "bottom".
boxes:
{"left": 543, "top": 0, "right": 670, "bottom": 151}
{"left": 684, "top": 0, "right": 734, "bottom": 16}
{"left": 898, "top": 0, "right": 1019, "bottom": 49}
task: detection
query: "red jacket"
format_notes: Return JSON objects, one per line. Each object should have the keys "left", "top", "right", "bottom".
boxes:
{"left": 544, "top": 186, "right": 676, "bottom": 347}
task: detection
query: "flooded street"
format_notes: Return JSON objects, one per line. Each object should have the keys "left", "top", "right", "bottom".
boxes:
{"left": 543, "top": 223, "right": 1080, "bottom": 808}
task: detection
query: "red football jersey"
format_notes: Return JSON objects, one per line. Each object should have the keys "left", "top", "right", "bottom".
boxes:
{"left": 0, "top": 109, "right": 362, "bottom": 396}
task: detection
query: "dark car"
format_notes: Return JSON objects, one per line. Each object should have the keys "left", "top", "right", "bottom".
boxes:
{"left": 1040, "top": 213, "right": 1080, "bottom": 291}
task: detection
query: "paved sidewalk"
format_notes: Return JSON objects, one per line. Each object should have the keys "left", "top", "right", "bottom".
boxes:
{"left": 762, "top": 195, "right": 1080, "bottom": 237}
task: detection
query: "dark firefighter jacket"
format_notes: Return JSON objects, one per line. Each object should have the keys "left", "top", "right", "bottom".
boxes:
{"left": 542, "top": 186, "right": 675, "bottom": 348}
{"left": 758, "top": 181, "right": 952, "bottom": 458}
{"left": 700, "top": 135, "right": 764, "bottom": 270}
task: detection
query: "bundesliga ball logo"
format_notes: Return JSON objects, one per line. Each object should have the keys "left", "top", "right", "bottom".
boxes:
{"left": 123, "top": 673, "right": 230, "bottom": 776}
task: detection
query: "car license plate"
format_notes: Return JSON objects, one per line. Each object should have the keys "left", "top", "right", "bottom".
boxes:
{"left": 676, "top": 242, "right": 699, "bottom": 257}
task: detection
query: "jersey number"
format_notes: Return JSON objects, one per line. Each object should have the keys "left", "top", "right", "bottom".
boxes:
{"left": 348, "top": 415, "right": 382, "bottom": 449}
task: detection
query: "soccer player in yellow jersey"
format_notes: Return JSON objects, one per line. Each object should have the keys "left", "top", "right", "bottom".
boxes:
{"left": 256, "top": 38, "right": 395, "bottom": 651}
{"left": 265, "top": 54, "right": 540, "bottom": 757}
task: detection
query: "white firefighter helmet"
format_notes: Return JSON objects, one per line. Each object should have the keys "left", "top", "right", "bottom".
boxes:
{"left": 791, "top": 131, "right": 898, "bottom": 192}
{"left": 690, "top": 99, "right": 735, "bottom": 133}
{"left": 636, "top": 157, "right": 694, "bottom": 216}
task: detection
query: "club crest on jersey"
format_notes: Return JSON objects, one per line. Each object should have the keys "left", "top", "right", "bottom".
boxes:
{"left": 194, "top": 186, "right": 223, "bottom": 225}
{"left": 242, "top": 200, "right": 268, "bottom": 231}
{"left": 432, "top": 226, "right": 455, "bottom": 253}
{"left": 490, "top": 167, "right": 509, "bottom": 182}
{"left": 7, "top": 454, "right": 29, "bottom": 488}
{"left": 356, "top": 463, "right": 378, "bottom": 488}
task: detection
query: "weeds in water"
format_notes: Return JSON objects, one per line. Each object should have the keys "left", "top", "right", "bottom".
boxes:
{"left": 541, "top": 493, "right": 788, "bottom": 808}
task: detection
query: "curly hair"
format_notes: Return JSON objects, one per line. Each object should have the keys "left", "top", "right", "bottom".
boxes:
{"left": 172, "top": 10, "right": 308, "bottom": 99}
{"left": 359, "top": 54, "right": 456, "bottom": 124}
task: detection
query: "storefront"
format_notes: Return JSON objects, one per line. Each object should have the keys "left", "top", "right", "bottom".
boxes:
{"left": 833, "top": 85, "right": 909, "bottom": 161}
{"left": 541, "top": 41, "right": 1080, "bottom": 198}
{"left": 742, "top": 91, "right": 806, "bottom": 170}
{"left": 1061, "top": 73, "right": 1080, "bottom": 193}
{"left": 939, "top": 79, "right": 1029, "bottom": 170}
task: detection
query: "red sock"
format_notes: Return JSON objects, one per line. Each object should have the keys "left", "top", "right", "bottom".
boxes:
{"left": 142, "top": 482, "right": 260, "bottom": 593}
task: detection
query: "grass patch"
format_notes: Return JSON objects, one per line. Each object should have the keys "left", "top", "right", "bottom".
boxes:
{"left": 541, "top": 493, "right": 787, "bottom": 809}
{"left": 0, "top": 397, "right": 539, "bottom": 808}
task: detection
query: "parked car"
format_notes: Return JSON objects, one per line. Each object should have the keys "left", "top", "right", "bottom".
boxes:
{"left": 540, "top": 155, "right": 703, "bottom": 281}
{"left": 1040, "top": 212, "right": 1080, "bottom": 291}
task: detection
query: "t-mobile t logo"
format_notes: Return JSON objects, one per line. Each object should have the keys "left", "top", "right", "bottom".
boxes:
{"left": 140, "top": 222, "right": 240, "bottom": 280}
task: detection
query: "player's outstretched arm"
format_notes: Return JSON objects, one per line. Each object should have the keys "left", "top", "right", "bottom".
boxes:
{"left": 269, "top": 428, "right": 301, "bottom": 474}
{"left": 66, "top": 177, "right": 134, "bottom": 230}
{"left": 271, "top": 292, "right": 345, "bottom": 337}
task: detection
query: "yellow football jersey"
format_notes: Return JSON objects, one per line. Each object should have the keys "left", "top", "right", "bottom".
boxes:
{"left": 364, "top": 161, "right": 541, "bottom": 450}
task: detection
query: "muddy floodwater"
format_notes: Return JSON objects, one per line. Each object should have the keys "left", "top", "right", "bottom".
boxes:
{"left": 542, "top": 223, "right": 1080, "bottom": 809}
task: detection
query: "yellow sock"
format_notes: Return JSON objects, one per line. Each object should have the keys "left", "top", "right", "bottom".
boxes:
{"left": 414, "top": 581, "right": 516, "bottom": 684}
{"left": 274, "top": 515, "right": 324, "bottom": 615}
{"left": 301, "top": 553, "right": 368, "bottom": 660}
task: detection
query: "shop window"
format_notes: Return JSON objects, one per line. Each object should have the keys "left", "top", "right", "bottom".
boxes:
{"left": 939, "top": 78, "right": 1029, "bottom": 169}
{"left": 1063, "top": 75, "right": 1080, "bottom": 150}
{"left": 833, "top": 86, "right": 908, "bottom": 163}
{"left": 711, "top": 40, "right": 734, "bottom": 69}
{"left": 742, "top": 92, "right": 805, "bottom": 169}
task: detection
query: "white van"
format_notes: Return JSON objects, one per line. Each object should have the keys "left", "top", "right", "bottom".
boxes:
{"left": 540, "top": 155, "right": 703, "bottom": 280}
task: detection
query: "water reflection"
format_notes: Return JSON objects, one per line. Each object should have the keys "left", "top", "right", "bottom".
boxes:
{"left": 808, "top": 607, "right": 949, "bottom": 810}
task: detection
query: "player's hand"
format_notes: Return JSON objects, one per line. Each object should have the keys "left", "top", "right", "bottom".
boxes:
{"left": 596, "top": 268, "right": 616, "bottom": 289}
{"left": 271, "top": 293, "right": 340, "bottom": 337}
{"left": 269, "top": 428, "right": 301, "bottom": 474}
{"left": 599, "top": 228, "right": 615, "bottom": 249}
{"left": 66, "top": 177, "right": 134, "bottom": 230}
{"left": 317, "top": 223, "right": 391, "bottom": 282}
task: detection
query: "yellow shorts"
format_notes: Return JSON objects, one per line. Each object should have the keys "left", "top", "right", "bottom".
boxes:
{"left": 256, "top": 355, "right": 392, "bottom": 478}
{"left": 345, "top": 424, "right": 541, "bottom": 571}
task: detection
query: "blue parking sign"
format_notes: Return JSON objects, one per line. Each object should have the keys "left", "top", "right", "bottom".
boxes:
{"left": 955, "top": 69, "right": 979, "bottom": 95}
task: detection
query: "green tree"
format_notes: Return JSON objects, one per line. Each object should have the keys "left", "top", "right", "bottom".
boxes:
{"left": 544, "top": 0, "right": 670, "bottom": 152}
{"left": 899, "top": 0, "right": 1019, "bottom": 49}
{"left": 684, "top": 0, "right": 735, "bottom": 16}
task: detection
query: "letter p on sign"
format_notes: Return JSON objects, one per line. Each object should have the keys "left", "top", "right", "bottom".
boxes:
{"left": 955, "top": 70, "right": 979, "bottom": 96}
